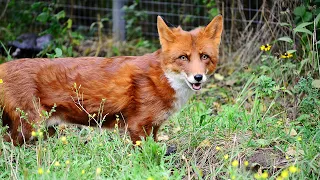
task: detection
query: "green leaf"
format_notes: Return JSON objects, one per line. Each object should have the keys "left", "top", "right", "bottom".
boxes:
{"left": 277, "top": 36, "right": 293, "bottom": 43}
{"left": 314, "top": 13, "right": 320, "bottom": 27}
{"left": 312, "top": 80, "right": 320, "bottom": 88}
{"left": 67, "top": 19, "right": 72, "bottom": 29}
{"left": 302, "top": 12, "right": 313, "bottom": 22}
{"left": 280, "top": 22, "right": 291, "bottom": 27}
{"left": 54, "top": 48, "right": 62, "bottom": 58}
{"left": 36, "top": 12, "right": 49, "bottom": 23}
{"left": 296, "top": 22, "right": 313, "bottom": 29}
{"left": 293, "top": 6, "right": 306, "bottom": 17}
{"left": 293, "top": 27, "right": 313, "bottom": 35}
{"left": 256, "top": 139, "right": 269, "bottom": 147}
{"left": 54, "top": 11, "right": 66, "bottom": 20}
{"left": 287, "top": 49, "right": 297, "bottom": 54}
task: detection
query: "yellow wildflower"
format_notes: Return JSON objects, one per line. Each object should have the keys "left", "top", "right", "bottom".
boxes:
{"left": 96, "top": 167, "right": 102, "bottom": 174}
{"left": 0, "top": 79, "right": 3, "bottom": 83}
{"left": 276, "top": 176, "right": 283, "bottom": 180}
{"left": 31, "top": 131, "right": 37, "bottom": 137}
{"left": 244, "top": 161, "right": 249, "bottom": 167}
{"left": 280, "top": 169, "right": 289, "bottom": 178}
{"left": 38, "top": 131, "right": 43, "bottom": 138}
{"left": 60, "top": 136, "right": 68, "bottom": 144}
{"left": 254, "top": 173, "right": 261, "bottom": 179}
{"left": 285, "top": 155, "right": 289, "bottom": 160}
{"left": 297, "top": 136, "right": 302, "bottom": 141}
{"left": 54, "top": 161, "right": 60, "bottom": 167}
{"left": 223, "top": 154, "right": 229, "bottom": 160}
{"left": 260, "top": 44, "right": 272, "bottom": 51}
{"left": 231, "top": 175, "right": 236, "bottom": 180}
{"left": 46, "top": 169, "right": 50, "bottom": 174}
{"left": 261, "top": 171, "right": 268, "bottom": 179}
{"left": 38, "top": 168, "right": 44, "bottom": 175}
{"left": 289, "top": 165, "right": 298, "bottom": 173}
{"left": 65, "top": 160, "right": 70, "bottom": 165}
{"left": 147, "top": 177, "right": 154, "bottom": 180}
{"left": 135, "top": 140, "right": 142, "bottom": 146}
{"left": 81, "top": 170, "right": 85, "bottom": 174}
{"left": 231, "top": 160, "right": 239, "bottom": 167}
{"left": 215, "top": 146, "right": 221, "bottom": 151}
{"left": 280, "top": 52, "right": 293, "bottom": 59}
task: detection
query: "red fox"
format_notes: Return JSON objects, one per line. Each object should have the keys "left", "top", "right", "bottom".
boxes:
{"left": 0, "top": 15, "right": 223, "bottom": 145}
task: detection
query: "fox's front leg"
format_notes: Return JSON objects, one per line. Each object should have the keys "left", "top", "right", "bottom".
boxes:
{"left": 127, "top": 117, "right": 160, "bottom": 143}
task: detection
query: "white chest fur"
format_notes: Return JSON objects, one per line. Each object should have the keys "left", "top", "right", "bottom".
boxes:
{"left": 165, "top": 72, "right": 194, "bottom": 112}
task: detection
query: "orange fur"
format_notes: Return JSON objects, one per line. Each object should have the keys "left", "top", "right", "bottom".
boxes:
{"left": 0, "top": 16, "right": 223, "bottom": 145}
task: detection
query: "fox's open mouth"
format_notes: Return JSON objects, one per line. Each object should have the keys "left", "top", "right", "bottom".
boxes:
{"left": 190, "top": 82, "right": 202, "bottom": 91}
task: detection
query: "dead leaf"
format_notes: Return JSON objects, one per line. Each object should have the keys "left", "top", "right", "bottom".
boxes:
{"left": 198, "top": 139, "right": 211, "bottom": 147}
{"left": 312, "top": 79, "right": 320, "bottom": 88}
{"left": 214, "top": 73, "right": 224, "bottom": 81}
{"left": 225, "top": 79, "right": 236, "bottom": 86}
{"left": 173, "top": 126, "right": 181, "bottom": 133}
{"left": 285, "top": 128, "right": 297, "bottom": 136}
{"left": 157, "top": 134, "right": 169, "bottom": 141}
{"left": 286, "top": 147, "right": 304, "bottom": 157}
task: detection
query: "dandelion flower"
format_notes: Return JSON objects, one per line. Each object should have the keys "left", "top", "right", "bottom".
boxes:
{"left": 231, "top": 160, "right": 239, "bottom": 167}
{"left": 280, "top": 52, "right": 293, "bottom": 59}
{"left": 135, "top": 140, "right": 142, "bottom": 146}
{"left": 147, "top": 177, "right": 154, "bottom": 180}
{"left": 0, "top": 79, "right": 3, "bottom": 83}
{"left": 215, "top": 146, "right": 221, "bottom": 151}
{"left": 96, "top": 167, "right": 102, "bottom": 174}
{"left": 223, "top": 154, "right": 229, "bottom": 160}
{"left": 289, "top": 165, "right": 298, "bottom": 173}
{"left": 280, "top": 169, "right": 289, "bottom": 178}
{"left": 38, "top": 168, "right": 44, "bottom": 175}
{"left": 54, "top": 161, "right": 61, "bottom": 167}
{"left": 261, "top": 171, "right": 268, "bottom": 179}
{"left": 31, "top": 131, "right": 37, "bottom": 137}
{"left": 81, "top": 170, "right": 85, "bottom": 174}
{"left": 297, "top": 136, "right": 302, "bottom": 141}
{"left": 260, "top": 44, "right": 272, "bottom": 51}
{"left": 65, "top": 160, "right": 70, "bottom": 165}
{"left": 244, "top": 161, "right": 249, "bottom": 167}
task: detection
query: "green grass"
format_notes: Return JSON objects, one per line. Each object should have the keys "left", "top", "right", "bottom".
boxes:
{"left": 1, "top": 68, "right": 319, "bottom": 179}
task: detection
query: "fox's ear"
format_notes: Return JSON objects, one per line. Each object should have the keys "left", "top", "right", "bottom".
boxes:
{"left": 157, "top": 16, "right": 175, "bottom": 45}
{"left": 204, "top": 15, "right": 223, "bottom": 44}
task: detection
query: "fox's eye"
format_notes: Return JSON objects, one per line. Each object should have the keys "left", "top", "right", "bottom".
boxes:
{"left": 179, "top": 55, "right": 188, "bottom": 61}
{"left": 201, "top": 54, "right": 209, "bottom": 60}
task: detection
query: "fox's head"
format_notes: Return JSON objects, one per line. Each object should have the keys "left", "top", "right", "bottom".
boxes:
{"left": 158, "top": 15, "right": 223, "bottom": 91}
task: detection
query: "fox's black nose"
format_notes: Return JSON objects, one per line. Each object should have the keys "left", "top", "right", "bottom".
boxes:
{"left": 194, "top": 74, "right": 203, "bottom": 82}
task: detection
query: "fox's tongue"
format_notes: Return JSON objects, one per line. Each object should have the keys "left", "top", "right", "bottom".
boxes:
{"left": 192, "top": 83, "right": 201, "bottom": 90}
